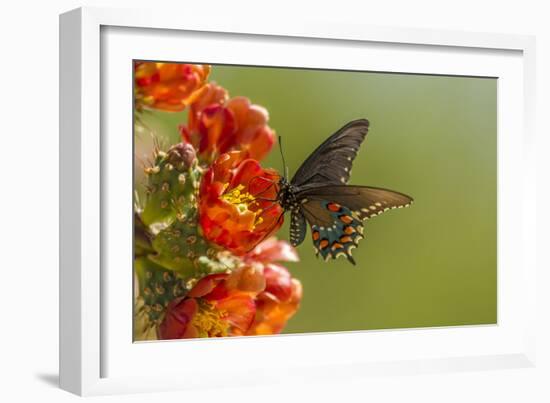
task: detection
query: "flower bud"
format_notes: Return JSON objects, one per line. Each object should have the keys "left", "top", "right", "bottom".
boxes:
{"left": 167, "top": 142, "right": 197, "bottom": 170}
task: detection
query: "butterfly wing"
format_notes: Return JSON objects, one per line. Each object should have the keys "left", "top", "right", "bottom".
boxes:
{"left": 290, "top": 119, "right": 369, "bottom": 188}
{"left": 300, "top": 185, "right": 413, "bottom": 220}
{"left": 298, "top": 185, "right": 413, "bottom": 264}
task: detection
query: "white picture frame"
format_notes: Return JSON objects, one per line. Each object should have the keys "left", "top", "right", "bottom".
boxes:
{"left": 59, "top": 6, "right": 537, "bottom": 396}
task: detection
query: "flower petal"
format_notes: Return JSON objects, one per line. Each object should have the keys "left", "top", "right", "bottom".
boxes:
{"left": 226, "top": 266, "right": 266, "bottom": 294}
{"left": 263, "top": 264, "right": 293, "bottom": 302}
{"left": 188, "top": 273, "right": 229, "bottom": 298}
{"left": 187, "top": 83, "right": 229, "bottom": 132}
{"left": 159, "top": 298, "right": 198, "bottom": 340}
{"left": 248, "top": 278, "right": 302, "bottom": 335}
{"left": 216, "top": 295, "right": 256, "bottom": 333}
{"left": 180, "top": 93, "right": 275, "bottom": 163}
{"left": 248, "top": 238, "right": 299, "bottom": 264}
{"left": 135, "top": 62, "right": 210, "bottom": 112}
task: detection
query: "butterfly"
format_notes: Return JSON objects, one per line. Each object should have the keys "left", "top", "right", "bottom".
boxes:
{"left": 276, "top": 119, "right": 413, "bottom": 265}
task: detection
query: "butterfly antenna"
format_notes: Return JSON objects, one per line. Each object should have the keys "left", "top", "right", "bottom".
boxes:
{"left": 278, "top": 135, "right": 289, "bottom": 180}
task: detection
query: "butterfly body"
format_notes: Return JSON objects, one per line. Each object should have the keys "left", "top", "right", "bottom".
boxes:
{"left": 276, "top": 119, "right": 413, "bottom": 265}
{"left": 277, "top": 178, "right": 300, "bottom": 212}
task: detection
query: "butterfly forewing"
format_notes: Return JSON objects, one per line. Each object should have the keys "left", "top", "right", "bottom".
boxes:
{"left": 299, "top": 185, "right": 413, "bottom": 220}
{"left": 290, "top": 119, "right": 369, "bottom": 187}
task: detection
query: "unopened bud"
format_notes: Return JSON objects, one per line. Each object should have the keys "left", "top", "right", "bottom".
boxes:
{"left": 167, "top": 142, "right": 196, "bottom": 170}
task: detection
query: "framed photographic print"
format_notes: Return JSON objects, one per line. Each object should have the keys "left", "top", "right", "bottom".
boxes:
{"left": 60, "top": 7, "right": 538, "bottom": 396}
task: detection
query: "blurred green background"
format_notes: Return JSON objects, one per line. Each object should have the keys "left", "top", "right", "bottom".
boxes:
{"left": 135, "top": 65, "right": 497, "bottom": 334}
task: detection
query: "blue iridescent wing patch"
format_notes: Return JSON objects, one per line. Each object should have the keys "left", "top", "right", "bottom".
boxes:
{"left": 307, "top": 202, "right": 364, "bottom": 264}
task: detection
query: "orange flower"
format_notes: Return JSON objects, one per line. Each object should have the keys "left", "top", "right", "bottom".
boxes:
{"left": 199, "top": 151, "right": 284, "bottom": 255}
{"left": 243, "top": 238, "right": 303, "bottom": 335}
{"left": 249, "top": 268, "right": 302, "bottom": 335}
{"left": 159, "top": 268, "right": 264, "bottom": 339}
{"left": 244, "top": 236, "right": 299, "bottom": 266}
{"left": 186, "top": 83, "right": 229, "bottom": 132}
{"left": 158, "top": 238, "right": 301, "bottom": 339}
{"left": 180, "top": 84, "right": 275, "bottom": 163}
{"left": 134, "top": 62, "right": 210, "bottom": 112}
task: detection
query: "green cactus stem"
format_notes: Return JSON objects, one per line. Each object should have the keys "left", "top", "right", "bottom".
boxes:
{"left": 134, "top": 256, "right": 189, "bottom": 331}
{"left": 150, "top": 209, "right": 235, "bottom": 280}
{"left": 134, "top": 141, "right": 242, "bottom": 341}
{"left": 140, "top": 142, "right": 201, "bottom": 227}
{"left": 134, "top": 213, "right": 154, "bottom": 258}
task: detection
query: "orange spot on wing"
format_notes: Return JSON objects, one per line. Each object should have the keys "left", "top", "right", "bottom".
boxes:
{"left": 339, "top": 236, "right": 353, "bottom": 243}
{"left": 344, "top": 226, "right": 355, "bottom": 234}
{"left": 327, "top": 203, "right": 341, "bottom": 212}
{"left": 331, "top": 242, "right": 344, "bottom": 251}
{"left": 312, "top": 231, "right": 320, "bottom": 241}
{"left": 319, "top": 239, "right": 329, "bottom": 249}
{"left": 339, "top": 215, "right": 353, "bottom": 224}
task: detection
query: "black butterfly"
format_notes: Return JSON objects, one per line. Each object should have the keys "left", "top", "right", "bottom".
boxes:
{"left": 276, "top": 119, "right": 413, "bottom": 265}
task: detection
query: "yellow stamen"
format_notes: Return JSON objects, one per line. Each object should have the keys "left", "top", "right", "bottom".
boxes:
{"left": 192, "top": 300, "right": 229, "bottom": 338}
{"left": 221, "top": 184, "right": 256, "bottom": 205}
{"left": 220, "top": 184, "right": 264, "bottom": 227}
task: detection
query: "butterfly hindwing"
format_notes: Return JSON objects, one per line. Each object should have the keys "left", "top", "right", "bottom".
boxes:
{"left": 297, "top": 186, "right": 413, "bottom": 263}
{"left": 302, "top": 201, "right": 364, "bottom": 265}
{"left": 290, "top": 119, "right": 369, "bottom": 188}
